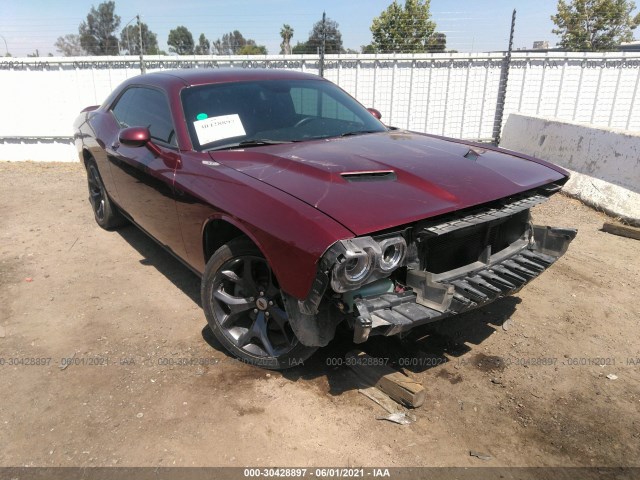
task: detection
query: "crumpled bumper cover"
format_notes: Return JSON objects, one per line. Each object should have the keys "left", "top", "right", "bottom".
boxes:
{"left": 352, "top": 225, "right": 577, "bottom": 343}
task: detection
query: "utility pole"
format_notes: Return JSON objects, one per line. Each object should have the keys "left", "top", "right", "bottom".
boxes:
{"left": 0, "top": 34, "right": 8, "bottom": 56}
{"left": 137, "top": 15, "right": 146, "bottom": 74}
{"left": 507, "top": 9, "right": 516, "bottom": 59}
{"left": 493, "top": 8, "right": 516, "bottom": 144}
{"left": 319, "top": 11, "right": 326, "bottom": 78}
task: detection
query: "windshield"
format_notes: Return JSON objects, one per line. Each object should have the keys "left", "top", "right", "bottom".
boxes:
{"left": 181, "top": 79, "right": 387, "bottom": 151}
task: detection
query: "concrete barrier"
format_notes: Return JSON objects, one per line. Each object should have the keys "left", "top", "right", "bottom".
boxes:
{"left": 500, "top": 114, "right": 640, "bottom": 226}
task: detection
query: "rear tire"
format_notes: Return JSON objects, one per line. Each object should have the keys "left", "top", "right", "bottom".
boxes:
{"left": 201, "top": 237, "right": 317, "bottom": 369}
{"left": 86, "top": 158, "right": 127, "bottom": 230}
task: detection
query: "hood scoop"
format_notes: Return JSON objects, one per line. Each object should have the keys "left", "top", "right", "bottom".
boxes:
{"left": 341, "top": 170, "right": 397, "bottom": 182}
{"left": 464, "top": 147, "right": 487, "bottom": 162}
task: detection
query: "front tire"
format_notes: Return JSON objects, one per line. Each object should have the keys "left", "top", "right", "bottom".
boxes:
{"left": 86, "top": 158, "right": 127, "bottom": 230}
{"left": 201, "top": 237, "right": 317, "bottom": 369}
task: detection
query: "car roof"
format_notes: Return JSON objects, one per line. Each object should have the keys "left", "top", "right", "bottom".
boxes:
{"left": 130, "top": 68, "right": 324, "bottom": 88}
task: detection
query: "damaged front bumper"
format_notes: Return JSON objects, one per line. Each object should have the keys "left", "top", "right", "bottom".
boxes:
{"left": 352, "top": 225, "right": 576, "bottom": 343}
{"left": 285, "top": 187, "right": 577, "bottom": 348}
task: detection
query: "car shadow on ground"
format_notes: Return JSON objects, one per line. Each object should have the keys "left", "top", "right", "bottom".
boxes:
{"left": 116, "top": 225, "right": 202, "bottom": 307}
{"left": 279, "top": 297, "right": 520, "bottom": 396}
{"left": 117, "top": 223, "right": 520, "bottom": 397}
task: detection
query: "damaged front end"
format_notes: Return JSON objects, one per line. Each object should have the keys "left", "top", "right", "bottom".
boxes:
{"left": 286, "top": 183, "right": 577, "bottom": 347}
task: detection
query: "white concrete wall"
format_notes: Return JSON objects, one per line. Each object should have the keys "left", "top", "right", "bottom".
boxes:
{"left": 0, "top": 53, "right": 508, "bottom": 148}
{"left": 500, "top": 114, "right": 640, "bottom": 225}
{"left": 1, "top": 52, "right": 639, "bottom": 163}
{"left": 0, "top": 139, "right": 77, "bottom": 162}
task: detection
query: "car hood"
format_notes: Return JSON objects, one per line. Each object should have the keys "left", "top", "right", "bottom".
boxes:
{"left": 209, "top": 131, "right": 567, "bottom": 236}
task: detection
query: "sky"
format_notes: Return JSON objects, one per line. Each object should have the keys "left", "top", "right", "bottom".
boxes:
{"left": 0, "top": 0, "right": 571, "bottom": 57}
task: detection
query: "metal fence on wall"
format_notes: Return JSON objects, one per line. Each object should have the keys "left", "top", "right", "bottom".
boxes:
{"left": 0, "top": 51, "right": 639, "bottom": 145}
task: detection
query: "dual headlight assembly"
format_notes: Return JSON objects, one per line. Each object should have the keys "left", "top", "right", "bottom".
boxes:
{"left": 327, "top": 236, "right": 407, "bottom": 293}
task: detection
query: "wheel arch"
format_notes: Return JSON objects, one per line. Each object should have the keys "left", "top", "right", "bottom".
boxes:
{"left": 201, "top": 215, "right": 316, "bottom": 301}
{"left": 201, "top": 215, "right": 340, "bottom": 349}
{"left": 82, "top": 148, "right": 93, "bottom": 168}
{"left": 202, "top": 216, "right": 255, "bottom": 264}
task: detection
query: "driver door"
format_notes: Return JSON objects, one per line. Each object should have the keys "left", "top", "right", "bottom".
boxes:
{"left": 106, "top": 86, "right": 186, "bottom": 258}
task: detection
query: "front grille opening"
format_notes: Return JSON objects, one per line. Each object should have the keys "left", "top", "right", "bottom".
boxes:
{"left": 421, "top": 210, "right": 530, "bottom": 274}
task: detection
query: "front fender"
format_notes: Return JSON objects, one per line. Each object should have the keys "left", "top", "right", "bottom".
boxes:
{"left": 175, "top": 152, "right": 353, "bottom": 300}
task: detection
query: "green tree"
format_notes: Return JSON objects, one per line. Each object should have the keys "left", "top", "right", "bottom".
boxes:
{"left": 168, "top": 26, "right": 195, "bottom": 55}
{"left": 426, "top": 31, "right": 447, "bottom": 52}
{"left": 195, "top": 33, "right": 210, "bottom": 54}
{"left": 551, "top": 0, "right": 640, "bottom": 50}
{"left": 238, "top": 44, "right": 268, "bottom": 55}
{"left": 120, "top": 22, "right": 159, "bottom": 55}
{"left": 79, "top": 1, "right": 121, "bottom": 55}
{"left": 212, "top": 30, "right": 266, "bottom": 55}
{"left": 370, "top": 0, "right": 441, "bottom": 53}
{"left": 280, "top": 24, "right": 294, "bottom": 54}
{"left": 55, "top": 34, "right": 86, "bottom": 56}
{"left": 292, "top": 41, "right": 311, "bottom": 54}
{"left": 305, "top": 17, "right": 344, "bottom": 53}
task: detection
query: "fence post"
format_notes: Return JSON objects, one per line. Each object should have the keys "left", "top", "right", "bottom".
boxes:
{"left": 137, "top": 15, "right": 146, "bottom": 74}
{"left": 492, "top": 9, "right": 516, "bottom": 144}
{"left": 319, "top": 11, "right": 326, "bottom": 77}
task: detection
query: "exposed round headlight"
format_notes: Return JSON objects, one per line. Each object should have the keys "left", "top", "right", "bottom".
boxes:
{"left": 327, "top": 236, "right": 406, "bottom": 293}
{"left": 330, "top": 247, "right": 375, "bottom": 293}
{"left": 343, "top": 253, "right": 373, "bottom": 282}
{"left": 378, "top": 237, "right": 407, "bottom": 272}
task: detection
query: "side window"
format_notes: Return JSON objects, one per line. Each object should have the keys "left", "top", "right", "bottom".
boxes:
{"left": 290, "top": 87, "right": 361, "bottom": 123}
{"left": 111, "top": 87, "right": 177, "bottom": 147}
{"left": 111, "top": 88, "right": 137, "bottom": 128}
{"left": 290, "top": 87, "right": 318, "bottom": 116}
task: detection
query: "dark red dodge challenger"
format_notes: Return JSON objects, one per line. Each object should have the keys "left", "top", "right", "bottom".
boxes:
{"left": 73, "top": 68, "right": 576, "bottom": 369}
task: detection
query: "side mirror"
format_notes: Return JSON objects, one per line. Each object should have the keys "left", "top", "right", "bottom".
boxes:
{"left": 117, "top": 125, "right": 179, "bottom": 168}
{"left": 367, "top": 108, "right": 382, "bottom": 120}
{"left": 119, "top": 127, "right": 150, "bottom": 147}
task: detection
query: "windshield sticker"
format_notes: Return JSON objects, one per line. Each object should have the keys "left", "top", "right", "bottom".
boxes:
{"left": 196, "top": 113, "right": 208, "bottom": 121}
{"left": 194, "top": 114, "right": 246, "bottom": 145}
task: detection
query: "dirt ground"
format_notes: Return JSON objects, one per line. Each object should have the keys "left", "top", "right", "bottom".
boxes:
{"left": 0, "top": 161, "right": 638, "bottom": 468}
